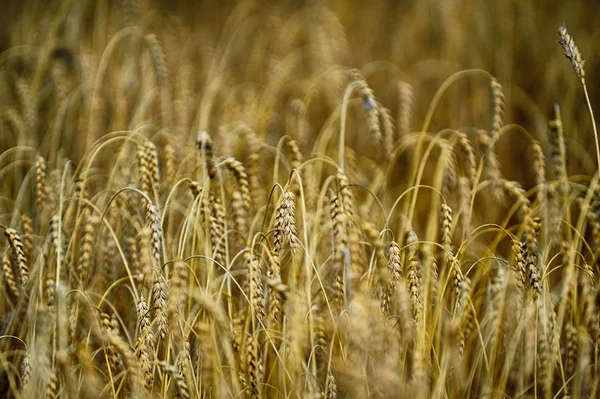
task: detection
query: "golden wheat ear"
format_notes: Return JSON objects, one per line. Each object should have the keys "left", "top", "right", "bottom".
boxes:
{"left": 558, "top": 25, "right": 600, "bottom": 176}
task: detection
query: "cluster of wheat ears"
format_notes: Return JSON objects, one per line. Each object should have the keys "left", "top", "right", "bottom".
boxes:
{"left": 1, "top": 1, "right": 600, "bottom": 398}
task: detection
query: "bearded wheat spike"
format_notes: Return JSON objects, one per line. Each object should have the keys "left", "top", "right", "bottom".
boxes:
{"left": 4, "top": 228, "right": 28, "bottom": 288}
{"left": 558, "top": 25, "right": 600, "bottom": 176}
{"left": 558, "top": 25, "right": 585, "bottom": 81}
{"left": 272, "top": 190, "right": 299, "bottom": 255}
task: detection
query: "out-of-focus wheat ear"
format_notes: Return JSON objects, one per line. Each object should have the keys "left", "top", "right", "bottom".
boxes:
{"left": 535, "top": 303, "right": 553, "bottom": 396}
{"left": 378, "top": 104, "right": 395, "bottom": 160}
{"left": 139, "top": 226, "right": 153, "bottom": 288}
{"left": 565, "top": 322, "right": 577, "bottom": 378}
{"left": 196, "top": 130, "right": 216, "bottom": 180}
{"left": 136, "top": 295, "right": 155, "bottom": 389}
{"left": 536, "top": 300, "right": 552, "bottom": 395}
{"left": 4, "top": 109, "right": 25, "bottom": 137}
{"left": 78, "top": 211, "right": 98, "bottom": 288}
{"left": 158, "top": 360, "right": 191, "bottom": 399}
{"left": 152, "top": 272, "right": 169, "bottom": 342}
{"left": 343, "top": 146, "right": 357, "bottom": 186}
{"left": 287, "top": 98, "right": 309, "bottom": 144}
{"left": 4, "top": 227, "right": 28, "bottom": 288}
{"left": 145, "top": 140, "right": 161, "bottom": 195}
{"left": 203, "top": 193, "right": 226, "bottom": 267}
{"left": 489, "top": 77, "right": 505, "bottom": 142}
{"left": 168, "top": 260, "right": 187, "bottom": 325}
{"left": 223, "top": 157, "right": 252, "bottom": 212}
{"left": 176, "top": 341, "right": 193, "bottom": 399}
{"left": 272, "top": 190, "right": 299, "bottom": 255}
{"left": 395, "top": 281, "right": 416, "bottom": 344}
{"left": 420, "top": 243, "right": 439, "bottom": 308}
{"left": 35, "top": 154, "right": 47, "bottom": 213}
{"left": 20, "top": 347, "right": 31, "bottom": 393}
{"left": 21, "top": 214, "right": 32, "bottom": 263}
{"left": 144, "top": 34, "right": 172, "bottom": 128}
{"left": 45, "top": 366, "right": 59, "bottom": 399}
{"left": 531, "top": 140, "right": 546, "bottom": 207}
{"left": 100, "top": 311, "right": 122, "bottom": 373}
{"left": 188, "top": 180, "right": 202, "bottom": 199}
{"left": 286, "top": 138, "right": 303, "bottom": 171}
{"left": 486, "top": 264, "right": 507, "bottom": 368}
{"left": 2, "top": 252, "right": 19, "bottom": 299}
{"left": 45, "top": 276, "right": 56, "bottom": 314}
{"left": 478, "top": 130, "right": 504, "bottom": 200}
{"left": 449, "top": 254, "right": 464, "bottom": 313}
{"left": 456, "top": 177, "right": 472, "bottom": 242}
{"left": 51, "top": 56, "right": 69, "bottom": 106}
{"left": 457, "top": 132, "right": 477, "bottom": 190}
{"left": 325, "top": 369, "right": 337, "bottom": 399}
{"left": 245, "top": 250, "right": 265, "bottom": 326}
{"left": 137, "top": 144, "right": 152, "bottom": 195}
{"left": 548, "top": 104, "right": 569, "bottom": 197}
{"left": 581, "top": 273, "right": 600, "bottom": 344}
{"left": 248, "top": 153, "right": 265, "bottom": 209}
{"left": 360, "top": 220, "right": 387, "bottom": 277}
{"left": 441, "top": 148, "right": 457, "bottom": 199}
{"left": 457, "top": 278, "right": 473, "bottom": 356}
{"left": 164, "top": 137, "right": 177, "bottom": 187}
{"left": 50, "top": 213, "right": 64, "bottom": 265}
{"left": 245, "top": 333, "right": 263, "bottom": 398}
{"left": 349, "top": 73, "right": 382, "bottom": 144}
{"left": 90, "top": 306, "right": 145, "bottom": 393}
{"left": 16, "top": 77, "right": 37, "bottom": 138}
{"left": 330, "top": 190, "right": 347, "bottom": 313}
{"left": 336, "top": 169, "right": 361, "bottom": 287}
{"left": 231, "top": 190, "right": 249, "bottom": 237}
{"left": 267, "top": 249, "right": 285, "bottom": 330}
{"left": 397, "top": 81, "right": 414, "bottom": 138}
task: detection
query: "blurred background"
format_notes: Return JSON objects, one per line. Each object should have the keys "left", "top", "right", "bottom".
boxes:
{"left": 1, "top": 0, "right": 599, "bottom": 180}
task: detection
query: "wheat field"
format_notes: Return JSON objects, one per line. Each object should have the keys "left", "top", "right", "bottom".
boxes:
{"left": 0, "top": 0, "right": 600, "bottom": 398}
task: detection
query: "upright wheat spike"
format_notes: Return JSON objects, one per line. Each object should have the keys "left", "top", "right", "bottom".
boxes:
{"left": 152, "top": 273, "right": 169, "bottom": 341}
{"left": 137, "top": 144, "right": 152, "bottom": 194}
{"left": 398, "top": 81, "right": 414, "bottom": 137}
{"left": 330, "top": 191, "right": 348, "bottom": 312}
{"left": 458, "top": 132, "right": 477, "bottom": 190}
{"left": 136, "top": 295, "right": 155, "bottom": 388}
{"left": 548, "top": 104, "right": 569, "bottom": 197}
{"left": 78, "top": 211, "right": 98, "bottom": 287}
{"left": 267, "top": 249, "right": 285, "bottom": 330}
{"left": 558, "top": 25, "right": 600, "bottom": 175}
{"left": 272, "top": 190, "right": 299, "bottom": 255}
{"left": 35, "top": 154, "right": 47, "bottom": 212}
{"left": 489, "top": 77, "right": 505, "bottom": 142}
{"left": 246, "top": 250, "right": 265, "bottom": 325}
{"left": 145, "top": 140, "right": 160, "bottom": 194}
{"left": 382, "top": 240, "right": 402, "bottom": 317}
